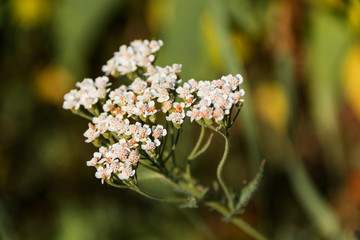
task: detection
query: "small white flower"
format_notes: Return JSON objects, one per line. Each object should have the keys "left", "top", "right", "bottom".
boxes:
{"left": 161, "top": 100, "right": 173, "bottom": 113}
{"left": 109, "top": 160, "right": 124, "bottom": 173}
{"left": 173, "top": 102, "right": 185, "bottom": 113}
{"left": 95, "top": 166, "right": 112, "bottom": 184}
{"left": 125, "top": 123, "right": 140, "bottom": 136}
{"left": 76, "top": 78, "right": 95, "bottom": 90}
{"left": 152, "top": 125, "right": 167, "bottom": 139}
{"left": 122, "top": 103, "right": 139, "bottom": 116}
{"left": 137, "top": 88, "right": 152, "bottom": 102}
{"left": 135, "top": 101, "right": 148, "bottom": 117}
{"left": 99, "top": 146, "right": 109, "bottom": 156}
{"left": 141, "top": 139, "right": 156, "bottom": 152}
{"left": 117, "top": 119, "right": 130, "bottom": 135}
{"left": 107, "top": 115, "right": 122, "bottom": 132}
{"left": 153, "top": 139, "right": 161, "bottom": 147}
{"left": 200, "top": 107, "right": 213, "bottom": 120}
{"left": 102, "top": 57, "right": 117, "bottom": 76}
{"left": 86, "top": 152, "right": 102, "bottom": 166}
{"left": 134, "top": 125, "right": 151, "bottom": 142}
{"left": 93, "top": 113, "right": 109, "bottom": 133}
{"left": 129, "top": 78, "right": 147, "bottom": 94}
{"left": 230, "top": 89, "right": 245, "bottom": 103}
{"left": 84, "top": 123, "right": 100, "bottom": 143}
{"left": 102, "top": 39, "right": 163, "bottom": 76}
{"left": 80, "top": 93, "right": 98, "bottom": 109}
{"left": 222, "top": 74, "right": 243, "bottom": 90}
{"left": 169, "top": 63, "right": 182, "bottom": 74}
{"left": 186, "top": 109, "right": 202, "bottom": 122}
{"left": 146, "top": 101, "right": 157, "bottom": 115}
{"left": 155, "top": 88, "right": 170, "bottom": 103}
{"left": 127, "top": 150, "right": 140, "bottom": 164}
{"left": 117, "top": 166, "right": 135, "bottom": 180}
{"left": 213, "top": 108, "right": 225, "bottom": 122}
{"left": 95, "top": 76, "right": 111, "bottom": 89}
{"left": 212, "top": 79, "right": 226, "bottom": 88}
{"left": 176, "top": 82, "right": 194, "bottom": 100}
{"left": 63, "top": 89, "right": 81, "bottom": 110}
{"left": 188, "top": 78, "right": 198, "bottom": 89}
{"left": 166, "top": 112, "right": 185, "bottom": 125}
{"left": 110, "top": 87, "right": 130, "bottom": 105}
{"left": 103, "top": 100, "right": 114, "bottom": 112}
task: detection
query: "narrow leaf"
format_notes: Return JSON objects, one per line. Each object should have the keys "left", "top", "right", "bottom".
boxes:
{"left": 236, "top": 160, "right": 266, "bottom": 211}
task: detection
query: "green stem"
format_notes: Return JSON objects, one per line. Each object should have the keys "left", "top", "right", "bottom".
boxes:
{"left": 159, "top": 121, "right": 169, "bottom": 160}
{"left": 217, "top": 133, "right": 234, "bottom": 211}
{"left": 230, "top": 106, "right": 242, "bottom": 127}
{"left": 107, "top": 180, "right": 188, "bottom": 203}
{"left": 177, "top": 179, "right": 267, "bottom": 240}
{"left": 188, "top": 125, "right": 206, "bottom": 160}
{"left": 74, "top": 110, "right": 93, "bottom": 121}
{"left": 186, "top": 125, "right": 206, "bottom": 179}
{"left": 164, "top": 127, "right": 181, "bottom": 165}
{"left": 139, "top": 159, "right": 160, "bottom": 172}
{"left": 206, "top": 201, "right": 268, "bottom": 240}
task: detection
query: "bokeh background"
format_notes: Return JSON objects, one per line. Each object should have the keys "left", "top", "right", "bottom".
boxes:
{"left": 1, "top": 0, "right": 360, "bottom": 239}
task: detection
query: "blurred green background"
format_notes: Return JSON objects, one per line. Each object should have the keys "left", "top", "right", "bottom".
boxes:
{"left": 1, "top": 0, "right": 360, "bottom": 239}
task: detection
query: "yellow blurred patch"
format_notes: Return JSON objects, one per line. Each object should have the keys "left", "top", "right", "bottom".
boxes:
{"left": 253, "top": 82, "right": 289, "bottom": 132}
{"left": 348, "top": 0, "right": 360, "bottom": 33}
{"left": 200, "top": 11, "right": 223, "bottom": 72}
{"left": 11, "top": 0, "right": 50, "bottom": 27}
{"left": 231, "top": 30, "right": 253, "bottom": 63}
{"left": 146, "top": 0, "right": 175, "bottom": 34}
{"left": 342, "top": 44, "right": 360, "bottom": 121}
{"left": 34, "top": 65, "right": 74, "bottom": 106}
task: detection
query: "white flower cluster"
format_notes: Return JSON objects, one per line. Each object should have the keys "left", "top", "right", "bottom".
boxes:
{"left": 63, "top": 39, "right": 245, "bottom": 184}
{"left": 177, "top": 74, "right": 245, "bottom": 123}
{"left": 102, "top": 39, "right": 163, "bottom": 76}
{"left": 84, "top": 112, "right": 167, "bottom": 182}
{"left": 63, "top": 76, "right": 110, "bottom": 110}
{"left": 87, "top": 141, "right": 138, "bottom": 184}
{"left": 102, "top": 64, "right": 183, "bottom": 125}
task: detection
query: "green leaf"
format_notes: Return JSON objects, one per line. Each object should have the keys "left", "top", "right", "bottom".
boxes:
{"left": 192, "top": 133, "right": 214, "bottom": 159}
{"left": 235, "top": 160, "right": 266, "bottom": 211}
{"left": 136, "top": 165, "right": 187, "bottom": 197}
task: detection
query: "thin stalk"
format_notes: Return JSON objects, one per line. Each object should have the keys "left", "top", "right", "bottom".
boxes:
{"left": 159, "top": 121, "right": 170, "bottom": 160}
{"left": 129, "top": 182, "right": 188, "bottom": 203}
{"left": 217, "top": 133, "right": 234, "bottom": 211}
{"left": 139, "top": 159, "right": 161, "bottom": 172}
{"left": 164, "top": 127, "right": 181, "bottom": 165}
{"left": 108, "top": 180, "right": 188, "bottom": 203}
{"left": 111, "top": 132, "right": 120, "bottom": 141}
{"left": 186, "top": 125, "right": 206, "bottom": 179}
{"left": 74, "top": 111, "right": 93, "bottom": 121}
{"left": 188, "top": 125, "right": 206, "bottom": 160}
{"left": 230, "top": 106, "right": 242, "bottom": 127}
{"left": 206, "top": 201, "right": 268, "bottom": 240}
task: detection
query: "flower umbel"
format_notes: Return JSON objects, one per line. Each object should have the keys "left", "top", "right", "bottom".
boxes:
{"left": 63, "top": 39, "right": 268, "bottom": 240}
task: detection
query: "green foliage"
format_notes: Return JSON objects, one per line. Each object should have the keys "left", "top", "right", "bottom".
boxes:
{"left": 236, "top": 160, "right": 266, "bottom": 212}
